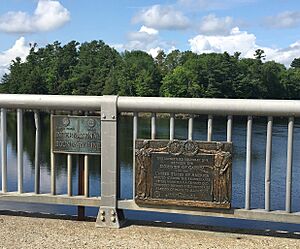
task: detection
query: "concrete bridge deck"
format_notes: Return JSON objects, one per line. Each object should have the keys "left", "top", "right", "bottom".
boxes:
{"left": 0, "top": 213, "right": 299, "bottom": 249}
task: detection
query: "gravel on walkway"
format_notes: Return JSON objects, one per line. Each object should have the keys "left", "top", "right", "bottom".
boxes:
{"left": 0, "top": 214, "right": 299, "bottom": 249}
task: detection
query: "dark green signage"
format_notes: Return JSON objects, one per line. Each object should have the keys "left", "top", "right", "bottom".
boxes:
{"left": 51, "top": 115, "right": 101, "bottom": 155}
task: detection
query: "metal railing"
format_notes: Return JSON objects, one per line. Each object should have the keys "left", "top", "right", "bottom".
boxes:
{"left": 1, "top": 94, "right": 300, "bottom": 228}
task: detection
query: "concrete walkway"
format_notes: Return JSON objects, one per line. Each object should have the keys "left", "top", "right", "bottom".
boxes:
{"left": 0, "top": 214, "right": 299, "bottom": 249}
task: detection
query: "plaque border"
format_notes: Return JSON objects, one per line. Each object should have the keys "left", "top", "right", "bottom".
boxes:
{"left": 51, "top": 114, "right": 101, "bottom": 155}
{"left": 135, "top": 139, "right": 233, "bottom": 209}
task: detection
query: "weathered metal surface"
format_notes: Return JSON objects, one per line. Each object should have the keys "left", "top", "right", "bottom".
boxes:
{"left": 118, "top": 200, "right": 300, "bottom": 224}
{"left": 96, "top": 208, "right": 125, "bottom": 229}
{"left": 96, "top": 95, "right": 125, "bottom": 228}
{"left": 4, "top": 94, "right": 300, "bottom": 116}
{"left": 34, "top": 111, "right": 41, "bottom": 194}
{"left": 0, "top": 192, "right": 101, "bottom": 206}
{"left": 1, "top": 108, "right": 7, "bottom": 193}
{"left": 51, "top": 115, "right": 101, "bottom": 155}
{"left": 135, "top": 140, "right": 232, "bottom": 209}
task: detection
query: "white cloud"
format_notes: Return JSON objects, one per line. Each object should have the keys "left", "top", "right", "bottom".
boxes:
{"left": 264, "top": 11, "right": 300, "bottom": 29}
{"left": 189, "top": 27, "right": 300, "bottom": 67}
{"left": 112, "top": 26, "right": 176, "bottom": 58}
{"left": 267, "top": 42, "right": 300, "bottom": 66}
{"left": 127, "top": 25, "right": 159, "bottom": 45}
{"left": 189, "top": 27, "right": 255, "bottom": 55}
{"left": 148, "top": 47, "right": 163, "bottom": 58}
{"left": 139, "top": 26, "right": 159, "bottom": 35}
{"left": 198, "top": 14, "right": 234, "bottom": 35}
{"left": 0, "top": 37, "right": 30, "bottom": 79}
{"left": 167, "top": 46, "right": 177, "bottom": 54}
{"left": 132, "top": 5, "right": 190, "bottom": 30}
{"left": 0, "top": 0, "right": 70, "bottom": 34}
{"left": 124, "top": 26, "right": 160, "bottom": 51}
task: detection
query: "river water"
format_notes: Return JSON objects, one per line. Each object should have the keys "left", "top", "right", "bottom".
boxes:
{"left": 1, "top": 113, "right": 300, "bottom": 231}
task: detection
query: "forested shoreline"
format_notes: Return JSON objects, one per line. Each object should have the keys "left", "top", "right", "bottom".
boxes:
{"left": 1, "top": 40, "right": 300, "bottom": 99}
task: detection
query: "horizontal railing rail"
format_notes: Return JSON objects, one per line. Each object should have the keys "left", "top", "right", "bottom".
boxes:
{"left": 2, "top": 94, "right": 300, "bottom": 116}
{"left": 118, "top": 96, "right": 300, "bottom": 116}
{"left": 0, "top": 94, "right": 109, "bottom": 110}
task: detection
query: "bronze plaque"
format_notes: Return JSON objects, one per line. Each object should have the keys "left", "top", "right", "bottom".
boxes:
{"left": 135, "top": 140, "right": 232, "bottom": 209}
{"left": 51, "top": 115, "right": 101, "bottom": 155}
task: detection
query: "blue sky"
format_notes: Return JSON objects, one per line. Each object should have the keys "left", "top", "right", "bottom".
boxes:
{"left": 0, "top": 0, "right": 300, "bottom": 77}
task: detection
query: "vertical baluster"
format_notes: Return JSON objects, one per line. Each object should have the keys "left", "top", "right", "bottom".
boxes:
{"left": 207, "top": 115, "right": 213, "bottom": 142}
{"left": 34, "top": 111, "right": 40, "bottom": 194}
{"left": 50, "top": 152, "right": 56, "bottom": 195}
{"left": 50, "top": 112, "right": 56, "bottom": 195}
{"left": 1, "top": 108, "right": 7, "bottom": 193}
{"left": 151, "top": 113, "right": 156, "bottom": 140}
{"left": 245, "top": 116, "right": 253, "bottom": 210}
{"left": 17, "top": 109, "right": 23, "bottom": 193}
{"left": 227, "top": 115, "right": 233, "bottom": 142}
{"left": 78, "top": 154, "right": 84, "bottom": 218}
{"left": 286, "top": 117, "right": 294, "bottom": 213}
{"left": 84, "top": 112, "right": 89, "bottom": 197}
{"left": 84, "top": 155, "right": 89, "bottom": 197}
{"left": 67, "top": 154, "right": 72, "bottom": 196}
{"left": 265, "top": 116, "right": 273, "bottom": 211}
{"left": 170, "top": 113, "right": 175, "bottom": 140}
{"left": 133, "top": 112, "right": 138, "bottom": 197}
{"left": 67, "top": 111, "right": 73, "bottom": 197}
{"left": 188, "top": 115, "right": 194, "bottom": 140}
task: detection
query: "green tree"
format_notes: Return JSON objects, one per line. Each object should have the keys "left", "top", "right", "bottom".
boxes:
{"left": 260, "top": 61, "right": 285, "bottom": 98}
{"left": 281, "top": 68, "right": 300, "bottom": 99}
{"left": 0, "top": 73, "right": 9, "bottom": 92}
{"left": 1, "top": 41, "right": 79, "bottom": 95}
{"left": 69, "top": 40, "right": 121, "bottom": 95}
{"left": 234, "top": 51, "right": 241, "bottom": 60}
{"left": 160, "top": 66, "right": 203, "bottom": 97}
{"left": 117, "top": 51, "right": 161, "bottom": 96}
{"left": 0, "top": 39, "right": 296, "bottom": 100}
{"left": 197, "top": 52, "right": 237, "bottom": 98}
{"left": 155, "top": 50, "right": 166, "bottom": 76}
{"left": 291, "top": 58, "right": 300, "bottom": 68}
{"left": 254, "top": 49, "right": 266, "bottom": 61}
{"left": 163, "top": 49, "right": 183, "bottom": 74}
{"left": 233, "top": 58, "right": 266, "bottom": 98}
{"left": 34, "top": 41, "right": 79, "bottom": 95}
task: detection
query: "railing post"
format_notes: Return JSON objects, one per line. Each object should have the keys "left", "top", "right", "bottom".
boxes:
{"left": 96, "top": 95, "right": 124, "bottom": 228}
{"left": 1, "top": 108, "right": 7, "bottom": 193}
{"left": 169, "top": 113, "right": 175, "bottom": 140}
{"left": 207, "top": 115, "right": 213, "bottom": 142}
{"left": 34, "top": 111, "right": 41, "bottom": 194}
{"left": 132, "top": 112, "right": 138, "bottom": 199}
{"left": 245, "top": 116, "right": 253, "bottom": 210}
{"left": 17, "top": 109, "right": 23, "bottom": 194}
{"left": 286, "top": 117, "right": 294, "bottom": 213}
{"left": 188, "top": 114, "right": 194, "bottom": 140}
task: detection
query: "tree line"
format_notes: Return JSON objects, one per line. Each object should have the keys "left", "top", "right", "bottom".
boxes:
{"left": 1, "top": 40, "right": 300, "bottom": 99}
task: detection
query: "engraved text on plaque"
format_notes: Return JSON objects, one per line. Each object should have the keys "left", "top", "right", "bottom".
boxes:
{"left": 51, "top": 115, "right": 101, "bottom": 155}
{"left": 135, "top": 140, "right": 232, "bottom": 209}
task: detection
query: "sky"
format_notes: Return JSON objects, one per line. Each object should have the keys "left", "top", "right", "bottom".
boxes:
{"left": 0, "top": 0, "right": 300, "bottom": 78}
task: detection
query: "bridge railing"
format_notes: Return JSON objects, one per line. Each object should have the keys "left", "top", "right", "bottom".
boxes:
{"left": 1, "top": 94, "right": 300, "bottom": 228}
{"left": 0, "top": 94, "right": 107, "bottom": 208}
{"left": 117, "top": 97, "right": 300, "bottom": 226}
